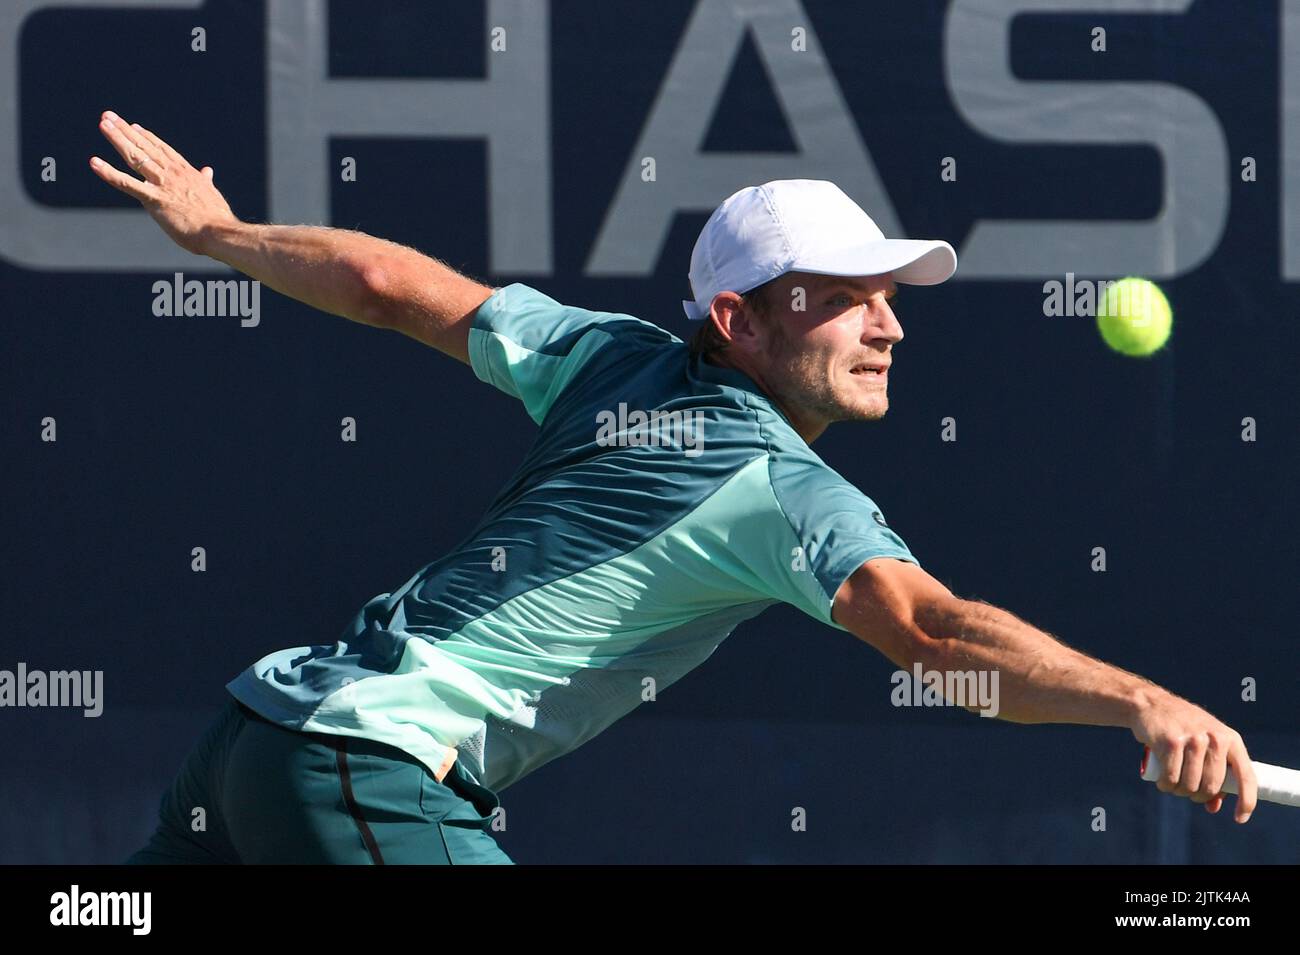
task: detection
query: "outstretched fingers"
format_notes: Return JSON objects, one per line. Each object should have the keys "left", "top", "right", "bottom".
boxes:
{"left": 97, "top": 111, "right": 165, "bottom": 184}
{"left": 129, "top": 121, "right": 186, "bottom": 166}
{"left": 88, "top": 154, "right": 159, "bottom": 203}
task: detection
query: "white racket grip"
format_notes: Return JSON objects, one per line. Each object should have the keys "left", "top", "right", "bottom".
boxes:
{"left": 1140, "top": 746, "right": 1300, "bottom": 808}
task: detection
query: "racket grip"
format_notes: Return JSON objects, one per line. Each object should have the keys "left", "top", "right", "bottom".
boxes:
{"left": 1140, "top": 746, "right": 1300, "bottom": 808}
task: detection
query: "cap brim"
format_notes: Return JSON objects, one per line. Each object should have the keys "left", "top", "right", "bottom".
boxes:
{"left": 792, "top": 239, "right": 957, "bottom": 286}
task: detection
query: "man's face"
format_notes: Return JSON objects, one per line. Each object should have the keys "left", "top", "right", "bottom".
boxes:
{"left": 738, "top": 271, "right": 903, "bottom": 437}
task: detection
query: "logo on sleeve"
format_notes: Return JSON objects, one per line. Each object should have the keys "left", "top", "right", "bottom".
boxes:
{"left": 872, "top": 510, "right": 889, "bottom": 529}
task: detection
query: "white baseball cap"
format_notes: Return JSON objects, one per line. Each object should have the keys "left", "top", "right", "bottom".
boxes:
{"left": 681, "top": 179, "right": 957, "bottom": 321}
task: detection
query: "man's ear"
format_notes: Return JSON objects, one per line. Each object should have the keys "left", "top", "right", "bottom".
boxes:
{"left": 714, "top": 291, "right": 763, "bottom": 348}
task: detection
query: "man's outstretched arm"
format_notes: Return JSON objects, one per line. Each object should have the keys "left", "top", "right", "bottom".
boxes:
{"left": 832, "top": 557, "right": 1259, "bottom": 822}
{"left": 89, "top": 110, "right": 490, "bottom": 363}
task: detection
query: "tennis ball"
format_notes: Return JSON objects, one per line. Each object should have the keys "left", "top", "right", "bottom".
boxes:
{"left": 1096, "top": 277, "right": 1172, "bottom": 357}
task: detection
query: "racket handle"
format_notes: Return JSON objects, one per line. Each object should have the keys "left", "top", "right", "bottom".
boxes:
{"left": 1140, "top": 746, "right": 1300, "bottom": 808}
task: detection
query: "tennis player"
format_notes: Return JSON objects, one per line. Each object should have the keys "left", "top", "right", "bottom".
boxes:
{"left": 90, "top": 112, "right": 1258, "bottom": 864}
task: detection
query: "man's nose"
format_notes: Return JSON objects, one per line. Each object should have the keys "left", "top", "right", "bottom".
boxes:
{"left": 866, "top": 300, "right": 903, "bottom": 345}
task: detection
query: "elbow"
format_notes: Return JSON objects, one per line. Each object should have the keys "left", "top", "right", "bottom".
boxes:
{"left": 864, "top": 612, "right": 944, "bottom": 675}
{"left": 901, "top": 595, "right": 969, "bottom": 671}
{"left": 909, "top": 598, "right": 1014, "bottom": 722}
{"left": 894, "top": 625, "right": 944, "bottom": 673}
{"left": 355, "top": 259, "right": 397, "bottom": 329}
{"left": 913, "top": 593, "right": 968, "bottom": 646}
{"left": 834, "top": 559, "right": 962, "bottom": 667}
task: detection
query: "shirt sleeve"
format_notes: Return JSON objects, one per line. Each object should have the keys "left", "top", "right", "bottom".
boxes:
{"left": 761, "top": 458, "right": 920, "bottom": 629}
{"left": 467, "top": 283, "right": 673, "bottom": 425}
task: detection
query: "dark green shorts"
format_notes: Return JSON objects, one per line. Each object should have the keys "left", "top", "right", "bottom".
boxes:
{"left": 125, "top": 695, "right": 513, "bottom": 864}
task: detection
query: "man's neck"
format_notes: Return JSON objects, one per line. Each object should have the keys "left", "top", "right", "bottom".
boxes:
{"left": 702, "top": 353, "right": 827, "bottom": 444}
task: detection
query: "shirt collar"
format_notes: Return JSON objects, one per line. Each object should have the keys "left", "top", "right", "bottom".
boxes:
{"left": 689, "top": 350, "right": 795, "bottom": 429}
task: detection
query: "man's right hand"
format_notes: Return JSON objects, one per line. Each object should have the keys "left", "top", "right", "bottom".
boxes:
{"left": 90, "top": 109, "right": 239, "bottom": 255}
{"left": 1128, "top": 688, "right": 1258, "bottom": 822}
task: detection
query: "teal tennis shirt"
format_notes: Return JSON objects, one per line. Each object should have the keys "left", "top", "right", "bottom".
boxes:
{"left": 226, "top": 283, "right": 919, "bottom": 792}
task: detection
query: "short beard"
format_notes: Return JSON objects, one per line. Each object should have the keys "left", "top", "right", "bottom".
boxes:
{"left": 762, "top": 319, "right": 887, "bottom": 424}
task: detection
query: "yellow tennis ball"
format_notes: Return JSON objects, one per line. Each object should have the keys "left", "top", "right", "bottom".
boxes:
{"left": 1097, "top": 277, "right": 1172, "bottom": 357}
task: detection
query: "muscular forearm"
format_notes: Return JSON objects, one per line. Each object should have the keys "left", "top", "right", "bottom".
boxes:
{"left": 89, "top": 114, "right": 487, "bottom": 358}
{"left": 196, "top": 221, "right": 395, "bottom": 329}
{"left": 197, "top": 220, "right": 486, "bottom": 359}
{"left": 838, "top": 561, "right": 1258, "bottom": 820}
{"left": 913, "top": 598, "right": 1168, "bottom": 727}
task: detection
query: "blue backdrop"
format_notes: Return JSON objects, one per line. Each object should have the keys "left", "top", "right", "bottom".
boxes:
{"left": 2, "top": 0, "right": 1296, "bottom": 863}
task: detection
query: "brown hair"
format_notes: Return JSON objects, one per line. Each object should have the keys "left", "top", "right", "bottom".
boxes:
{"left": 688, "top": 277, "right": 779, "bottom": 359}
